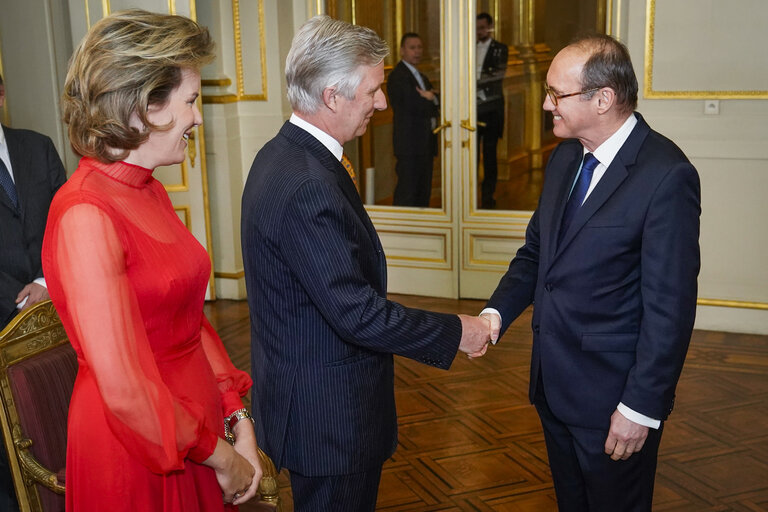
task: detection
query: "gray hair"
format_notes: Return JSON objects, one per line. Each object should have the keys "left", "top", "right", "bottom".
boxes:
{"left": 285, "top": 15, "right": 389, "bottom": 114}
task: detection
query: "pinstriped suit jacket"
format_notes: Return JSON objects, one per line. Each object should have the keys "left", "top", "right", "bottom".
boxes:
{"left": 241, "top": 122, "right": 462, "bottom": 476}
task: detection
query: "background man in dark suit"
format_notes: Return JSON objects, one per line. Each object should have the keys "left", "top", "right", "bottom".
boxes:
{"left": 388, "top": 32, "right": 439, "bottom": 207}
{"left": 0, "top": 73, "right": 66, "bottom": 327}
{"left": 0, "top": 72, "right": 66, "bottom": 512}
{"left": 241, "top": 16, "right": 490, "bottom": 512}
{"left": 476, "top": 12, "right": 508, "bottom": 209}
{"left": 481, "top": 35, "right": 700, "bottom": 511}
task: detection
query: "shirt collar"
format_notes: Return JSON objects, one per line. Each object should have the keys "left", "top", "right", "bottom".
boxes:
{"left": 402, "top": 60, "right": 419, "bottom": 76}
{"left": 0, "top": 124, "right": 6, "bottom": 147}
{"left": 477, "top": 38, "right": 491, "bottom": 50}
{"left": 289, "top": 113, "right": 344, "bottom": 161}
{"left": 589, "top": 113, "right": 637, "bottom": 167}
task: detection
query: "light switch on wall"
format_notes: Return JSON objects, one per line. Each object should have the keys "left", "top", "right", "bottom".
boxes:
{"left": 704, "top": 100, "right": 720, "bottom": 115}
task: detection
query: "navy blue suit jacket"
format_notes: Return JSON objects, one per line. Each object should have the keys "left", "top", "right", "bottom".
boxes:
{"left": 241, "top": 122, "right": 462, "bottom": 476}
{"left": 487, "top": 113, "right": 700, "bottom": 430}
{"left": 0, "top": 125, "right": 66, "bottom": 324}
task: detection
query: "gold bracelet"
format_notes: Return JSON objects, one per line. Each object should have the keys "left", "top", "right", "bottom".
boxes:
{"left": 223, "top": 408, "right": 254, "bottom": 445}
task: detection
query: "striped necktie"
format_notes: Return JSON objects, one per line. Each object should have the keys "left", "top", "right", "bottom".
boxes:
{"left": 340, "top": 153, "right": 358, "bottom": 190}
{"left": 0, "top": 157, "right": 19, "bottom": 209}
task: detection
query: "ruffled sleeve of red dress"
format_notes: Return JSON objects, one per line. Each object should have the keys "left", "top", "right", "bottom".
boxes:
{"left": 45, "top": 200, "right": 219, "bottom": 473}
{"left": 199, "top": 316, "right": 253, "bottom": 416}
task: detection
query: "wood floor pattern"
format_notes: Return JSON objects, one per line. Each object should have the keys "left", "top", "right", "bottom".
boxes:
{"left": 205, "top": 296, "right": 768, "bottom": 512}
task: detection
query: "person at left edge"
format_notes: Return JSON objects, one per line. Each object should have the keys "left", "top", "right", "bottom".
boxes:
{"left": 42, "top": 9, "right": 261, "bottom": 511}
{"left": 0, "top": 71, "right": 67, "bottom": 512}
{"left": 241, "top": 15, "right": 492, "bottom": 512}
{"left": 0, "top": 72, "right": 67, "bottom": 329}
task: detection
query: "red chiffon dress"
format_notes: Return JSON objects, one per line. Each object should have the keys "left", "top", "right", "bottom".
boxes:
{"left": 41, "top": 157, "right": 252, "bottom": 511}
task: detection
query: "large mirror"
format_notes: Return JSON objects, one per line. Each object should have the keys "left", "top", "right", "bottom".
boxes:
{"left": 475, "top": 0, "right": 605, "bottom": 211}
{"left": 330, "top": 1, "right": 443, "bottom": 209}
{"left": 328, "top": 0, "right": 606, "bottom": 213}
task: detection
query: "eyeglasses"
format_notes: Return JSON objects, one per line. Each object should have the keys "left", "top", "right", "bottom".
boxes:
{"left": 544, "top": 84, "right": 600, "bottom": 107}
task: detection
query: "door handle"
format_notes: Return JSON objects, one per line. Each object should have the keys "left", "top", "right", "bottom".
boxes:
{"left": 460, "top": 119, "right": 477, "bottom": 132}
{"left": 432, "top": 121, "right": 452, "bottom": 134}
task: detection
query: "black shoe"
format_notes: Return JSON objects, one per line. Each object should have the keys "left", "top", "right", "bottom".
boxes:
{"left": 481, "top": 198, "right": 496, "bottom": 209}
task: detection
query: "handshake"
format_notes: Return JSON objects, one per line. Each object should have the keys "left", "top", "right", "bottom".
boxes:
{"left": 457, "top": 312, "right": 501, "bottom": 359}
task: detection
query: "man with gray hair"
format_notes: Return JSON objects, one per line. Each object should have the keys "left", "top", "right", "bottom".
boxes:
{"left": 241, "top": 16, "right": 491, "bottom": 510}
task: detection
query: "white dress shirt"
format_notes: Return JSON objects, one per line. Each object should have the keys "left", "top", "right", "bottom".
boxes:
{"left": 476, "top": 38, "right": 492, "bottom": 102}
{"left": 402, "top": 60, "right": 426, "bottom": 91}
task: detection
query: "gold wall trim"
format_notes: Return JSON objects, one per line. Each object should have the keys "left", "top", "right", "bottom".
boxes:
{"left": 174, "top": 205, "right": 191, "bottom": 229}
{"left": 644, "top": 0, "right": 768, "bottom": 100}
{"left": 697, "top": 298, "right": 768, "bottom": 311}
{"left": 202, "top": 78, "right": 232, "bottom": 87}
{"left": 214, "top": 270, "right": 245, "bottom": 280}
{"left": 202, "top": 94, "right": 239, "bottom": 104}
{"left": 232, "top": 0, "right": 268, "bottom": 102}
{"left": 164, "top": 160, "right": 189, "bottom": 192}
{"left": 102, "top": 0, "right": 110, "bottom": 17}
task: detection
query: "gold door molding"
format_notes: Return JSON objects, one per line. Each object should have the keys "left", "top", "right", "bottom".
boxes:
{"left": 644, "top": 0, "right": 768, "bottom": 99}
{"left": 202, "top": 0, "right": 268, "bottom": 103}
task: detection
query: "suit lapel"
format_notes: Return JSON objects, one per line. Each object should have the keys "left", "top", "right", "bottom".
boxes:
{"left": 546, "top": 148, "right": 583, "bottom": 260}
{"left": 552, "top": 114, "right": 650, "bottom": 260}
{"left": 280, "top": 122, "right": 383, "bottom": 254}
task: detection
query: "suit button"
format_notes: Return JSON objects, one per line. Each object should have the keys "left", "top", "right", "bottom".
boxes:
{"left": 545, "top": 283, "right": 553, "bottom": 292}
{"left": 533, "top": 325, "right": 540, "bottom": 334}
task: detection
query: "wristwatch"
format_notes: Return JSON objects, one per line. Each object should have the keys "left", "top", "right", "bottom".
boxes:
{"left": 223, "top": 408, "right": 254, "bottom": 445}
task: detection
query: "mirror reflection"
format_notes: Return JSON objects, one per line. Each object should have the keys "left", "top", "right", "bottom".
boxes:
{"left": 388, "top": 32, "right": 439, "bottom": 207}
{"left": 475, "top": 0, "right": 604, "bottom": 211}
{"left": 330, "top": 0, "right": 605, "bottom": 212}
{"left": 332, "top": 0, "right": 443, "bottom": 209}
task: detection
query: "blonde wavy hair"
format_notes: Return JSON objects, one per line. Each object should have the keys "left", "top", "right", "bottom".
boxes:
{"left": 62, "top": 9, "right": 214, "bottom": 162}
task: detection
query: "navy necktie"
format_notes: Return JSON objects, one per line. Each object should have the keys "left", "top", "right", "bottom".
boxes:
{"left": 0, "top": 157, "right": 18, "bottom": 209}
{"left": 559, "top": 152, "right": 599, "bottom": 242}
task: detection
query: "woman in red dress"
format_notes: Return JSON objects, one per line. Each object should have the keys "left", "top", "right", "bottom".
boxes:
{"left": 42, "top": 10, "right": 262, "bottom": 511}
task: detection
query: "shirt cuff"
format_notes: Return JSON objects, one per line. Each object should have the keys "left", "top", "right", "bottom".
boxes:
{"left": 617, "top": 402, "right": 661, "bottom": 429}
{"left": 479, "top": 308, "right": 501, "bottom": 345}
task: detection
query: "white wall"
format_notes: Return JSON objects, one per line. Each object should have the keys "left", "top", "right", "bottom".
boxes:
{"left": 623, "top": 0, "right": 768, "bottom": 333}
{"left": 0, "top": 0, "right": 76, "bottom": 171}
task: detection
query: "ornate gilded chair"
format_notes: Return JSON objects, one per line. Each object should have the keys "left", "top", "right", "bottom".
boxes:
{"left": 0, "top": 300, "right": 71, "bottom": 512}
{"left": 0, "top": 300, "right": 280, "bottom": 511}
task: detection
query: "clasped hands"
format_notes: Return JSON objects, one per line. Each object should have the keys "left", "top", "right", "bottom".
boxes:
{"left": 457, "top": 312, "right": 501, "bottom": 359}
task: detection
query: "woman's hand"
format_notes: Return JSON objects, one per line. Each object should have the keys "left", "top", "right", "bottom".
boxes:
{"left": 203, "top": 437, "right": 255, "bottom": 504}
{"left": 231, "top": 419, "right": 264, "bottom": 506}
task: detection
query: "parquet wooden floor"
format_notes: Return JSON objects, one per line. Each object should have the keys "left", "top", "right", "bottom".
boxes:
{"left": 206, "top": 295, "right": 768, "bottom": 512}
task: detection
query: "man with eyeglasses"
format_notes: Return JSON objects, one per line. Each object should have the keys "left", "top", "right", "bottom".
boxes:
{"left": 480, "top": 35, "right": 700, "bottom": 511}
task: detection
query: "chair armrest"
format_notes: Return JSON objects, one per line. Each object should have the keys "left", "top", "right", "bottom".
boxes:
{"left": 13, "top": 423, "right": 65, "bottom": 494}
{"left": 257, "top": 446, "right": 281, "bottom": 510}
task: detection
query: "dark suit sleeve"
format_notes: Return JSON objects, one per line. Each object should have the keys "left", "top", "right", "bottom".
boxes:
{"left": 279, "top": 179, "right": 462, "bottom": 368}
{"left": 621, "top": 162, "right": 700, "bottom": 420}
{"left": 486, "top": 207, "right": 539, "bottom": 336}
{"left": 34, "top": 137, "right": 67, "bottom": 280}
